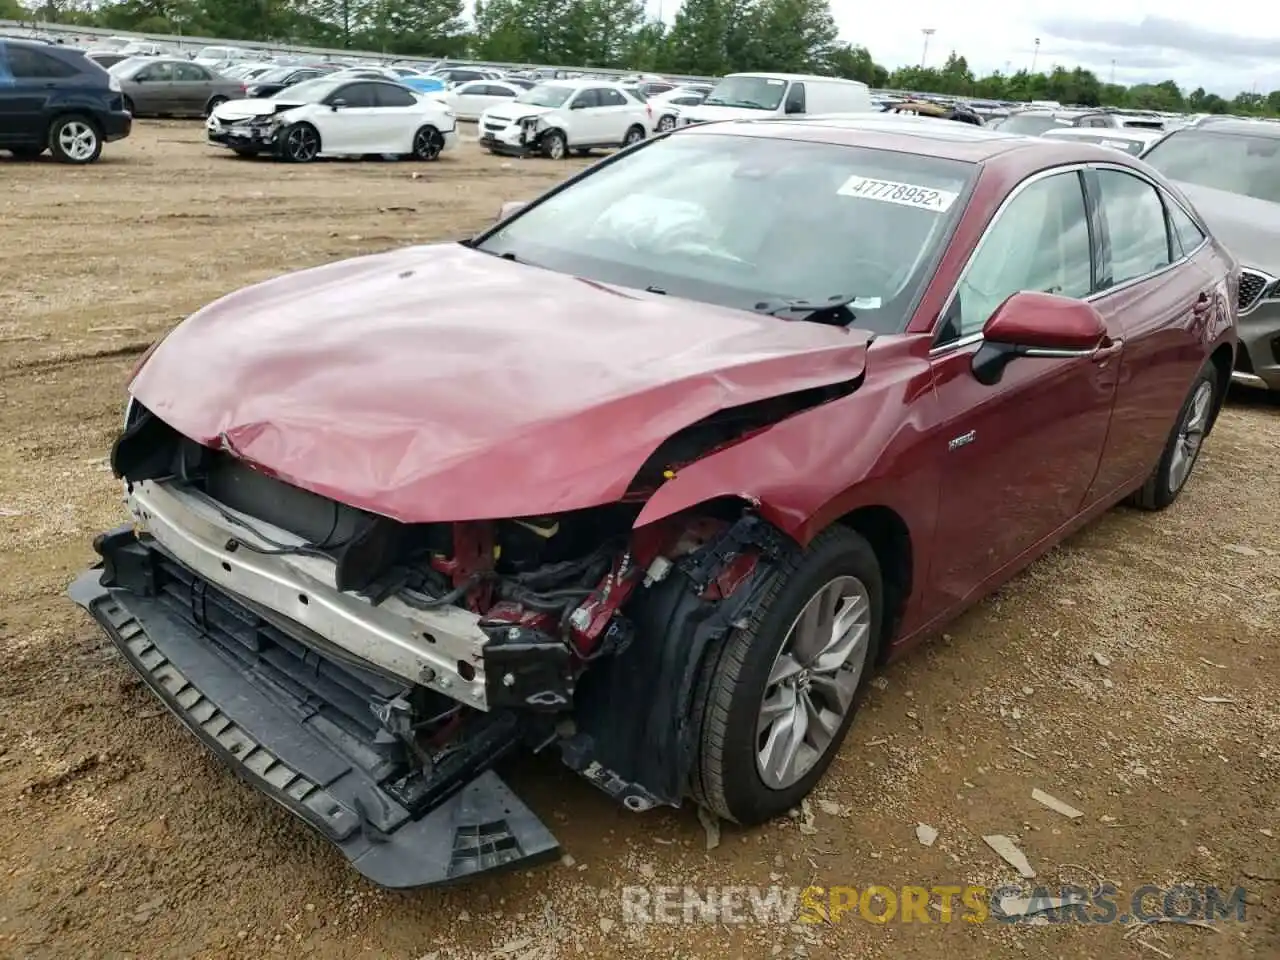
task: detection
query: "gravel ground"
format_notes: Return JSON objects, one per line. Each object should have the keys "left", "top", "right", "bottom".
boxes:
{"left": 1, "top": 121, "right": 1278, "bottom": 960}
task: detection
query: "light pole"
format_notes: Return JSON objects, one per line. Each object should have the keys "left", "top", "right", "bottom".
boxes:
{"left": 920, "top": 28, "right": 935, "bottom": 68}
{"left": 1031, "top": 37, "right": 1040, "bottom": 73}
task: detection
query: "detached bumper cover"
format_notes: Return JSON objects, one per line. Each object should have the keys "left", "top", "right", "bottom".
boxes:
{"left": 68, "top": 534, "right": 560, "bottom": 889}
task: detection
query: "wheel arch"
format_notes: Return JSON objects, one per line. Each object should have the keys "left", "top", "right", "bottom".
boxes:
{"left": 46, "top": 109, "right": 102, "bottom": 141}
{"left": 832, "top": 505, "right": 913, "bottom": 664}
{"left": 1207, "top": 342, "right": 1234, "bottom": 431}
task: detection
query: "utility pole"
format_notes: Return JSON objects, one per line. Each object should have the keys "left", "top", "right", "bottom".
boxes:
{"left": 920, "top": 28, "right": 935, "bottom": 68}
{"left": 1031, "top": 37, "right": 1040, "bottom": 73}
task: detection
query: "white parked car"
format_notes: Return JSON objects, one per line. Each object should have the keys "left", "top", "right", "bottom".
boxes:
{"left": 645, "top": 86, "right": 709, "bottom": 133}
{"left": 206, "top": 76, "right": 457, "bottom": 163}
{"left": 1038, "top": 126, "right": 1164, "bottom": 157}
{"left": 478, "top": 80, "right": 648, "bottom": 159}
{"left": 446, "top": 80, "right": 526, "bottom": 121}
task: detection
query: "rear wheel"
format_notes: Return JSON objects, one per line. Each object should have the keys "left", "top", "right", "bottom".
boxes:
{"left": 48, "top": 116, "right": 101, "bottom": 164}
{"left": 657, "top": 115, "right": 677, "bottom": 133}
{"left": 1130, "top": 361, "right": 1219, "bottom": 510}
{"left": 623, "top": 124, "right": 646, "bottom": 146}
{"left": 278, "top": 123, "right": 320, "bottom": 163}
{"left": 690, "top": 526, "right": 883, "bottom": 824}
{"left": 411, "top": 125, "right": 444, "bottom": 161}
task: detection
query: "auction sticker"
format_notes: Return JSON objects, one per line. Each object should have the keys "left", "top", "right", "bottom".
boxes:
{"left": 837, "top": 176, "right": 959, "bottom": 212}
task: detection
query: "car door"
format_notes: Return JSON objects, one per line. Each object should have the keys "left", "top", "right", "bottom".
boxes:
{"left": 595, "top": 87, "right": 638, "bottom": 143}
{"left": 1080, "top": 165, "right": 1220, "bottom": 502}
{"left": 171, "top": 61, "right": 211, "bottom": 115}
{"left": 316, "top": 81, "right": 371, "bottom": 152}
{"left": 132, "top": 60, "right": 176, "bottom": 113}
{"left": 565, "top": 87, "right": 602, "bottom": 144}
{"left": 0, "top": 43, "right": 76, "bottom": 144}
{"left": 926, "top": 168, "right": 1121, "bottom": 610}
{"left": 370, "top": 82, "right": 420, "bottom": 152}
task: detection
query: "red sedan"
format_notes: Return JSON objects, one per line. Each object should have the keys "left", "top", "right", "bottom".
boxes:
{"left": 72, "top": 116, "right": 1238, "bottom": 888}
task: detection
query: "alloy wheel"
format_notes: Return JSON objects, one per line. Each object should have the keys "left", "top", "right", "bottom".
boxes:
{"left": 286, "top": 126, "right": 318, "bottom": 162}
{"left": 756, "top": 575, "right": 872, "bottom": 790}
{"left": 1168, "top": 379, "right": 1214, "bottom": 493}
{"left": 658, "top": 116, "right": 676, "bottom": 132}
{"left": 414, "top": 128, "right": 443, "bottom": 160}
{"left": 57, "top": 122, "right": 98, "bottom": 163}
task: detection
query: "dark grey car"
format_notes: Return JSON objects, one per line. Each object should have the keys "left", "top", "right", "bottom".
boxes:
{"left": 112, "top": 57, "right": 245, "bottom": 118}
{"left": 1142, "top": 120, "right": 1280, "bottom": 391}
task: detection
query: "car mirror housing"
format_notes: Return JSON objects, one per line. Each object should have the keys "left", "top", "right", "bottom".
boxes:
{"left": 972, "top": 291, "right": 1108, "bottom": 385}
{"left": 330, "top": 98, "right": 346, "bottom": 110}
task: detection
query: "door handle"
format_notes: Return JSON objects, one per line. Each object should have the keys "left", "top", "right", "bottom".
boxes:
{"left": 1091, "top": 338, "right": 1124, "bottom": 363}
{"left": 1191, "top": 292, "right": 1212, "bottom": 316}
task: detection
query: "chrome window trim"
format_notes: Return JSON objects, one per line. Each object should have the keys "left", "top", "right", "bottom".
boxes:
{"left": 930, "top": 160, "right": 1207, "bottom": 358}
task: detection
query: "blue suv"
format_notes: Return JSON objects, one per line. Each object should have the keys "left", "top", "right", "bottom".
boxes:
{"left": 0, "top": 39, "right": 132, "bottom": 163}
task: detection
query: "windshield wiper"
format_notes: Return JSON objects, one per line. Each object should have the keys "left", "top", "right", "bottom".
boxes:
{"left": 755, "top": 294, "right": 862, "bottom": 322}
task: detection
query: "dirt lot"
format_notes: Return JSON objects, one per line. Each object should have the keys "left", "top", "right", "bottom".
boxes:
{"left": 1, "top": 120, "right": 1278, "bottom": 960}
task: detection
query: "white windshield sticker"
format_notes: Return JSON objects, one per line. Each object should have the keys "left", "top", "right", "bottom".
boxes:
{"left": 837, "top": 176, "right": 959, "bottom": 213}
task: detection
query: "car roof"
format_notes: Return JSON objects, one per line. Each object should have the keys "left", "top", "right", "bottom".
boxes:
{"left": 1174, "top": 118, "right": 1280, "bottom": 138}
{"left": 680, "top": 115, "right": 1138, "bottom": 166}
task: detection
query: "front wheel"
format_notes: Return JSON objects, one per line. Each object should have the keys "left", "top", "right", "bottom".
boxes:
{"left": 48, "top": 116, "right": 101, "bottom": 164}
{"left": 411, "top": 124, "right": 444, "bottom": 161}
{"left": 623, "top": 124, "right": 646, "bottom": 146}
{"left": 278, "top": 123, "right": 320, "bottom": 163}
{"left": 689, "top": 526, "right": 883, "bottom": 824}
{"left": 1130, "top": 361, "right": 1219, "bottom": 510}
{"left": 657, "top": 115, "right": 677, "bottom": 133}
{"left": 541, "top": 129, "right": 567, "bottom": 160}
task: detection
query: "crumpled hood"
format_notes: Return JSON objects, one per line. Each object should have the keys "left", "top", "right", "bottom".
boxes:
{"left": 1174, "top": 180, "right": 1280, "bottom": 275}
{"left": 131, "top": 244, "right": 869, "bottom": 523}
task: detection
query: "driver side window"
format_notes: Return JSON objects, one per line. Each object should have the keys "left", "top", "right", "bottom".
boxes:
{"left": 941, "top": 171, "right": 1094, "bottom": 342}
{"left": 784, "top": 82, "right": 806, "bottom": 114}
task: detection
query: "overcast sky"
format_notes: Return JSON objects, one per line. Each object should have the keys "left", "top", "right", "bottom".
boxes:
{"left": 647, "top": 2, "right": 1280, "bottom": 96}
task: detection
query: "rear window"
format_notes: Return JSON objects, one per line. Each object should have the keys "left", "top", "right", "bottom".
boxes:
{"left": 1141, "top": 129, "right": 1280, "bottom": 204}
{"left": 476, "top": 133, "right": 974, "bottom": 334}
{"left": 995, "top": 114, "right": 1070, "bottom": 135}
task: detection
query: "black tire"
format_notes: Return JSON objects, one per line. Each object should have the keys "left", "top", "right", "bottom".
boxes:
{"left": 411, "top": 124, "right": 444, "bottom": 161}
{"left": 8, "top": 145, "right": 44, "bottom": 159}
{"left": 689, "top": 526, "right": 883, "bottom": 824}
{"left": 1130, "top": 361, "right": 1219, "bottom": 511}
{"left": 623, "top": 124, "right": 646, "bottom": 146}
{"left": 278, "top": 122, "right": 320, "bottom": 163}
{"left": 657, "top": 115, "right": 677, "bottom": 133}
{"left": 541, "top": 129, "right": 567, "bottom": 160}
{"left": 47, "top": 115, "right": 102, "bottom": 164}
{"left": 204, "top": 95, "right": 227, "bottom": 118}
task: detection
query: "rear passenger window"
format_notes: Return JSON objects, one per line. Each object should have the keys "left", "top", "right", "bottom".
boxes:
{"left": 1166, "top": 201, "right": 1206, "bottom": 257}
{"left": 374, "top": 84, "right": 416, "bottom": 108}
{"left": 1095, "top": 169, "right": 1172, "bottom": 287}
{"left": 598, "top": 88, "right": 627, "bottom": 107}
{"left": 8, "top": 46, "right": 79, "bottom": 79}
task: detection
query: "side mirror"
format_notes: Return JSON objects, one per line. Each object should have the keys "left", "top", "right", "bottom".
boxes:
{"left": 971, "top": 291, "right": 1108, "bottom": 386}
{"left": 496, "top": 200, "right": 528, "bottom": 222}
{"left": 330, "top": 98, "right": 346, "bottom": 110}
{"left": 569, "top": 100, "right": 587, "bottom": 109}
{"left": 135, "top": 75, "right": 148, "bottom": 83}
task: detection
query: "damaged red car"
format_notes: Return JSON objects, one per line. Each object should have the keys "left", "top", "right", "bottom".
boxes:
{"left": 71, "top": 116, "right": 1238, "bottom": 888}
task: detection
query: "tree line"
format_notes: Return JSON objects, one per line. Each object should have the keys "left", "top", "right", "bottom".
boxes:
{"left": 6, "top": 0, "right": 1279, "bottom": 116}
